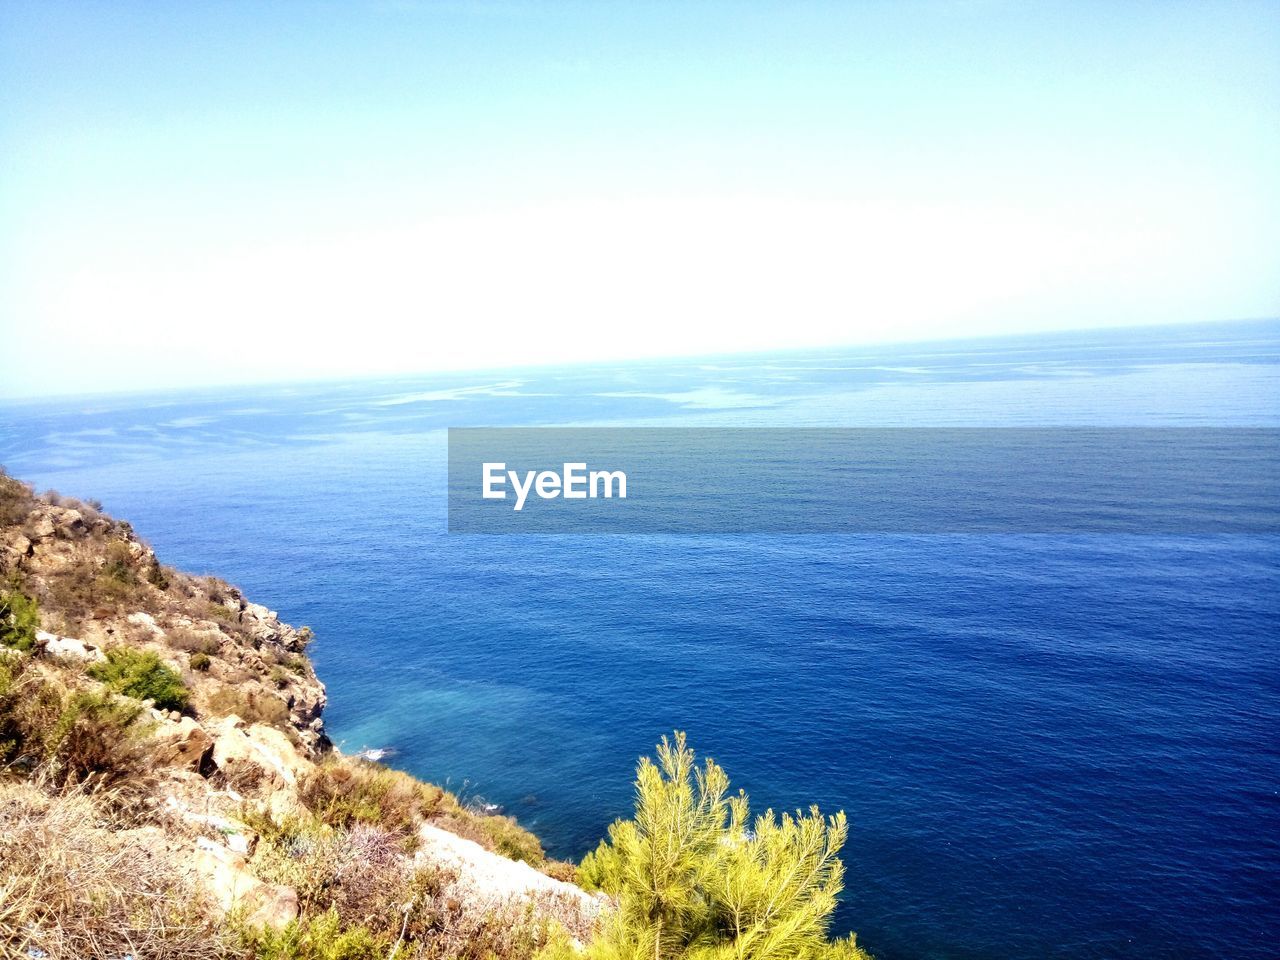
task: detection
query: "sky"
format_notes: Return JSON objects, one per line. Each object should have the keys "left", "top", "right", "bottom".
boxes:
{"left": 1, "top": 1, "right": 1278, "bottom": 399}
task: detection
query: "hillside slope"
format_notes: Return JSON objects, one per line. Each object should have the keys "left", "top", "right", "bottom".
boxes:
{"left": 0, "top": 470, "right": 599, "bottom": 959}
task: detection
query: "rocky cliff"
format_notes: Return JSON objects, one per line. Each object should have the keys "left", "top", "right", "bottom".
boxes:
{"left": 0, "top": 470, "right": 600, "bottom": 959}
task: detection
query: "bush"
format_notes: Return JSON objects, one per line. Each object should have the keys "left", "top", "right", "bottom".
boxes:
{"left": 0, "top": 588, "right": 39, "bottom": 652}
{"left": 249, "top": 815, "right": 429, "bottom": 936}
{"left": 0, "top": 657, "right": 158, "bottom": 809}
{"left": 206, "top": 684, "right": 290, "bottom": 726}
{"left": 146, "top": 561, "right": 170, "bottom": 590}
{"left": 206, "top": 601, "right": 235, "bottom": 622}
{"left": 190, "top": 651, "right": 212, "bottom": 672}
{"left": 42, "top": 556, "right": 101, "bottom": 620}
{"left": 241, "top": 910, "right": 384, "bottom": 960}
{"left": 101, "top": 540, "right": 137, "bottom": 588}
{"left": 88, "top": 647, "right": 189, "bottom": 711}
{"left": 46, "top": 690, "right": 156, "bottom": 797}
{"left": 0, "top": 469, "right": 36, "bottom": 527}
{"left": 0, "top": 655, "right": 61, "bottom": 770}
{"left": 476, "top": 813, "right": 546, "bottom": 866}
{"left": 299, "top": 760, "right": 448, "bottom": 841}
{"left": 574, "top": 732, "right": 872, "bottom": 960}
{"left": 44, "top": 551, "right": 153, "bottom": 618}
{"left": 167, "top": 625, "right": 222, "bottom": 654}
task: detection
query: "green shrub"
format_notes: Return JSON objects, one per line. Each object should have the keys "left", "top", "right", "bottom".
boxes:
{"left": 541, "top": 860, "right": 578, "bottom": 884}
{"left": 190, "top": 651, "right": 212, "bottom": 672}
{"left": 46, "top": 690, "right": 155, "bottom": 794}
{"left": 101, "top": 540, "right": 137, "bottom": 587}
{"left": 88, "top": 648, "right": 189, "bottom": 711}
{"left": 0, "top": 655, "right": 60, "bottom": 768}
{"left": 477, "top": 813, "right": 546, "bottom": 867}
{"left": 206, "top": 601, "right": 234, "bottom": 622}
{"left": 0, "top": 657, "right": 157, "bottom": 808}
{"left": 240, "top": 909, "right": 384, "bottom": 960}
{"left": 0, "top": 588, "right": 39, "bottom": 652}
{"left": 573, "top": 732, "right": 872, "bottom": 960}
{"left": 146, "top": 561, "right": 170, "bottom": 590}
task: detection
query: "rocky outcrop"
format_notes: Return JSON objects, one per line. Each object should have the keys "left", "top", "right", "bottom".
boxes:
{"left": 152, "top": 714, "right": 215, "bottom": 771}
{"left": 35, "top": 629, "right": 105, "bottom": 662}
{"left": 0, "top": 474, "right": 599, "bottom": 944}
{"left": 192, "top": 836, "right": 299, "bottom": 929}
{"left": 209, "top": 715, "right": 315, "bottom": 788}
{"left": 1, "top": 489, "right": 330, "bottom": 756}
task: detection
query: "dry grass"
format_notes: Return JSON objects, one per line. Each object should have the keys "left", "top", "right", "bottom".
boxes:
{"left": 539, "top": 860, "right": 578, "bottom": 884}
{"left": 298, "top": 761, "right": 548, "bottom": 868}
{"left": 0, "top": 780, "right": 228, "bottom": 960}
{"left": 166, "top": 624, "right": 224, "bottom": 655}
{"left": 250, "top": 816, "right": 425, "bottom": 936}
{"left": 299, "top": 760, "right": 449, "bottom": 843}
{"left": 245, "top": 814, "right": 576, "bottom": 960}
{"left": 205, "top": 684, "right": 291, "bottom": 727}
{"left": 0, "top": 655, "right": 161, "bottom": 818}
{"left": 0, "top": 470, "right": 36, "bottom": 528}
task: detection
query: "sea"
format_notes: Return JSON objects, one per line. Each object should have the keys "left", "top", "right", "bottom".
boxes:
{"left": 1, "top": 319, "right": 1277, "bottom": 960}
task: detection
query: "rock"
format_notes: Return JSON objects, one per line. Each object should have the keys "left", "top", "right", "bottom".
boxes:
{"left": 415, "top": 823, "right": 605, "bottom": 926}
{"left": 210, "top": 717, "right": 259, "bottom": 781}
{"left": 57, "top": 509, "right": 85, "bottom": 536}
{"left": 127, "top": 611, "right": 162, "bottom": 636}
{"left": 290, "top": 681, "right": 326, "bottom": 724}
{"left": 163, "top": 796, "right": 255, "bottom": 851}
{"left": 244, "top": 602, "right": 274, "bottom": 622}
{"left": 35, "top": 630, "right": 105, "bottom": 663}
{"left": 29, "top": 516, "right": 55, "bottom": 540}
{"left": 210, "top": 716, "right": 314, "bottom": 787}
{"left": 153, "top": 717, "right": 214, "bottom": 772}
{"left": 191, "top": 837, "right": 297, "bottom": 929}
{"left": 266, "top": 788, "right": 309, "bottom": 822}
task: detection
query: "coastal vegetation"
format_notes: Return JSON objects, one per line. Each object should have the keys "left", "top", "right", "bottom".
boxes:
{"left": 0, "top": 469, "right": 872, "bottom": 959}
{"left": 556, "top": 733, "right": 869, "bottom": 960}
{"left": 87, "top": 646, "right": 190, "bottom": 711}
{"left": 0, "top": 584, "right": 39, "bottom": 651}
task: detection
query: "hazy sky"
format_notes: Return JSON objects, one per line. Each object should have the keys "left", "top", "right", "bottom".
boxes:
{"left": 2, "top": 1, "right": 1278, "bottom": 398}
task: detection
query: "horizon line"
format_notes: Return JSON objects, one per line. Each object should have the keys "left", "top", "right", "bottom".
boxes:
{"left": 2, "top": 313, "right": 1276, "bottom": 407}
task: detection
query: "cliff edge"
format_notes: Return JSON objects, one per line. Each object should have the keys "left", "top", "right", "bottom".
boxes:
{"left": 0, "top": 470, "right": 599, "bottom": 959}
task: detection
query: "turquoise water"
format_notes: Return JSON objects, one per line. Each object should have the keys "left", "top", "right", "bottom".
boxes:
{"left": 2, "top": 320, "right": 1278, "bottom": 959}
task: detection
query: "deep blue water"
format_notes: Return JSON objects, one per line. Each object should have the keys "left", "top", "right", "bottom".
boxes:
{"left": 2, "top": 321, "right": 1278, "bottom": 960}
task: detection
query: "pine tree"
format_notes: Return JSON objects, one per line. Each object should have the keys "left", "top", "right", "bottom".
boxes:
{"left": 561, "top": 733, "right": 872, "bottom": 960}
